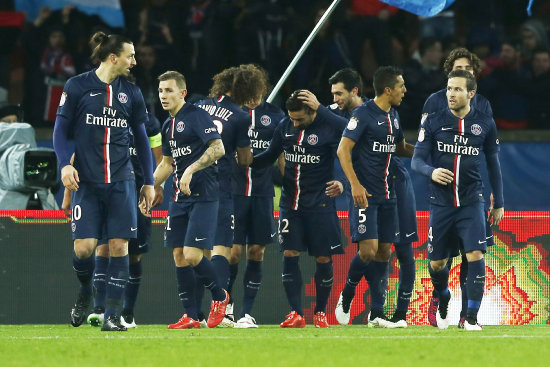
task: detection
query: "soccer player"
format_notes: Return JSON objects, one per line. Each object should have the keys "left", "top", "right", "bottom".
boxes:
{"left": 228, "top": 76, "right": 286, "bottom": 328}
{"left": 251, "top": 90, "right": 347, "bottom": 328}
{"left": 323, "top": 67, "right": 417, "bottom": 327}
{"left": 53, "top": 32, "right": 155, "bottom": 331}
{"left": 334, "top": 66, "right": 414, "bottom": 328}
{"left": 82, "top": 112, "right": 164, "bottom": 328}
{"left": 195, "top": 64, "right": 266, "bottom": 327}
{"left": 412, "top": 69, "right": 504, "bottom": 331}
{"left": 153, "top": 71, "right": 229, "bottom": 329}
{"left": 422, "top": 48, "right": 495, "bottom": 328}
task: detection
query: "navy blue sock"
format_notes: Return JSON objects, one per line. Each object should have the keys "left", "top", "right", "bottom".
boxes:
{"left": 123, "top": 261, "right": 142, "bottom": 312}
{"left": 72, "top": 251, "right": 94, "bottom": 297}
{"left": 105, "top": 255, "right": 129, "bottom": 319}
{"left": 342, "top": 253, "right": 369, "bottom": 299}
{"left": 211, "top": 255, "right": 230, "bottom": 290}
{"left": 434, "top": 257, "right": 454, "bottom": 298}
{"left": 428, "top": 262, "right": 449, "bottom": 298}
{"left": 242, "top": 259, "right": 262, "bottom": 316}
{"left": 460, "top": 256, "right": 469, "bottom": 318}
{"left": 194, "top": 274, "right": 205, "bottom": 319}
{"left": 228, "top": 263, "right": 239, "bottom": 298}
{"left": 365, "top": 261, "right": 388, "bottom": 312}
{"left": 466, "top": 258, "right": 485, "bottom": 320}
{"left": 282, "top": 256, "right": 303, "bottom": 315}
{"left": 395, "top": 243, "right": 415, "bottom": 312}
{"left": 314, "top": 261, "right": 333, "bottom": 313}
{"left": 93, "top": 255, "right": 109, "bottom": 308}
{"left": 194, "top": 256, "right": 225, "bottom": 301}
{"left": 176, "top": 266, "right": 198, "bottom": 320}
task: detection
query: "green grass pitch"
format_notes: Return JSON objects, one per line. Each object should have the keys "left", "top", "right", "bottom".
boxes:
{"left": 1, "top": 325, "right": 549, "bottom": 367}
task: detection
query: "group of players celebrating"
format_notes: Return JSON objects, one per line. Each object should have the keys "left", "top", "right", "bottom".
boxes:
{"left": 53, "top": 32, "right": 503, "bottom": 332}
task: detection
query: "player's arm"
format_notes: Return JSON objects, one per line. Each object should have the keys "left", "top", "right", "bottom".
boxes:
{"left": 53, "top": 115, "right": 79, "bottom": 191}
{"left": 298, "top": 90, "right": 348, "bottom": 131}
{"left": 411, "top": 124, "right": 453, "bottom": 185}
{"left": 153, "top": 155, "right": 174, "bottom": 188}
{"left": 337, "top": 136, "right": 370, "bottom": 208}
{"left": 61, "top": 153, "right": 76, "bottom": 216}
{"left": 251, "top": 124, "right": 283, "bottom": 169}
{"left": 133, "top": 123, "right": 155, "bottom": 215}
{"left": 484, "top": 121, "right": 504, "bottom": 226}
{"left": 236, "top": 146, "right": 253, "bottom": 167}
{"left": 395, "top": 139, "right": 414, "bottom": 158}
{"left": 179, "top": 138, "right": 225, "bottom": 196}
{"left": 149, "top": 132, "right": 164, "bottom": 207}
{"left": 236, "top": 114, "right": 253, "bottom": 166}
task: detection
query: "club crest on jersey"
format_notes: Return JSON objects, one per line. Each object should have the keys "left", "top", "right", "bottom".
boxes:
{"left": 307, "top": 134, "right": 318, "bottom": 145}
{"left": 347, "top": 116, "right": 358, "bottom": 130}
{"left": 427, "top": 243, "right": 433, "bottom": 253}
{"left": 71, "top": 223, "right": 76, "bottom": 232}
{"left": 418, "top": 128, "right": 425, "bottom": 142}
{"left": 117, "top": 92, "right": 128, "bottom": 104}
{"left": 471, "top": 124, "right": 482, "bottom": 135}
{"left": 59, "top": 92, "right": 67, "bottom": 106}
{"left": 176, "top": 121, "right": 185, "bottom": 132}
{"left": 260, "top": 115, "right": 271, "bottom": 126}
{"left": 393, "top": 118, "right": 399, "bottom": 129}
{"left": 358, "top": 224, "right": 366, "bottom": 234}
{"left": 279, "top": 234, "right": 284, "bottom": 244}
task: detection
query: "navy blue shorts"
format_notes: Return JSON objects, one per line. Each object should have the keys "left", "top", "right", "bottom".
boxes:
{"left": 233, "top": 195, "right": 276, "bottom": 246}
{"left": 349, "top": 196, "right": 398, "bottom": 243}
{"left": 278, "top": 207, "right": 344, "bottom": 257}
{"left": 427, "top": 203, "right": 486, "bottom": 261}
{"left": 393, "top": 170, "right": 419, "bottom": 244}
{"left": 164, "top": 200, "right": 219, "bottom": 249}
{"left": 214, "top": 195, "right": 234, "bottom": 247}
{"left": 71, "top": 180, "right": 137, "bottom": 240}
{"left": 449, "top": 209, "right": 495, "bottom": 257}
{"left": 128, "top": 210, "right": 152, "bottom": 254}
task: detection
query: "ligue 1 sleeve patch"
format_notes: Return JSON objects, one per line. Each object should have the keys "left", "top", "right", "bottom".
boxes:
{"left": 59, "top": 92, "right": 67, "bottom": 106}
{"left": 347, "top": 116, "right": 358, "bottom": 130}
{"left": 418, "top": 128, "right": 425, "bottom": 142}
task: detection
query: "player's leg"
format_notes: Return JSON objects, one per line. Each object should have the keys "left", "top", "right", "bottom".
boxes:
{"left": 391, "top": 243, "right": 415, "bottom": 326}
{"left": 427, "top": 205, "right": 455, "bottom": 330}
{"left": 235, "top": 244, "right": 264, "bottom": 328}
{"left": 227, "top": 244, "right": 242, "bottom": 314}
{"left": 458, "top": 249, "right": 468, "bottom": 328}
{"left": 366, "top": 242, "right": 392, "bottom": 328}
{"left": 101, "top": 238, "right": 130, "bottom": 331}
{"left": 211, "top": 196, "right": 234, "bottom": 291}
{"left": 336, "top": 201, "right": 379, "bottom": 325}
{"left": 457, "top": 203, "right": 487, "bottom": 331}
{"left": 229, "top": 195, "right": 251, "bottom": 312}
{"left": 186, "top": 201, "right": 229, "bottom": 328}
{"left": 279, "top": 208, "right": 306, "bottom": 328}
{"left": 69, "top": 182, "right": 101, "bottom": 327}
{"left": 87, "top": 242, "right": 108, "bottom": 327}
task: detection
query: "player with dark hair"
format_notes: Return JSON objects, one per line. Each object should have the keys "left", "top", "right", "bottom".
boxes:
{"left": 412, "top": 69, "right": 504, "bottom": 331}
{"left": 251, "top": 90, "right": 347, "bottom": 328}
{"left": 154, "top": 70, "right": 229, "bottom": 329}
{"left": 227, "top": 67, "right": 285, "bottom": 328}
{"left": 81, "top": 112, "right": 164, "bottom": 328}
{"left": 423, "top": 48, "right": 495, "bottom": 329}
{"left": 53, "top": 31, "right": 155, "bottom": 331}
{"left": 335, "top": 66, "right": 414, "bottom": 328}
{"left": 196, "top": 64, "right": 267, "bottom": 327}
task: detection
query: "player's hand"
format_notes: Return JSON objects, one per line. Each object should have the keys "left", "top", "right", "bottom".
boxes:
{"left": 138, "top": 184, "right": 154, "bottom": 217}
{"left": 179, "top": 170, "right": 193, "bottom": 196}
{"left": 297, "top": 90, "right": 320, "bottom": 111}
{"left": 61, "top": 188, "right": 71, "bottom": 217}
{"left": 431, "top": 168, "right": 454, "bottom": 185}
{"left": 152, "top": 185, "right": 164, "bottom": 208}
{"left": 489, "top": 207, "right": 504, "bottom": 227}
{"left": 351, "top": 181, "right": 371, "bottom": 209}
{"left": 325, "top": 180, "right": 344, "bottom": 198}
{"left": 61, "top": 165, "right": 79, "bottom": 191}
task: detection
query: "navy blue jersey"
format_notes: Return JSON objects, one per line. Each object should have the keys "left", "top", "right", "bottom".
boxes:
{"left": 57, "top": 69, "right": 148, "bottom": 183}
{"left": 196, "top": 95, "right": 251, "bottom": 195}
{"left": 414, "top": 107, "right": 500, "bottom": 207}
{"left": 253, "top": 111, "right": 346, "bottom": 211}
{"left": 232, "top": 101, "right": 285, "bottom": 197}
{"left": 130, "top": 113, "right": 161, "bottom": 183}
{"left": 161, "top": 103, "right": 221, "bottom": 202}
{"left": 342, "top": 100, "right": 405, "bottom": 198}
{"left": 422, "top": 89, "right": 493, "bottom": 119}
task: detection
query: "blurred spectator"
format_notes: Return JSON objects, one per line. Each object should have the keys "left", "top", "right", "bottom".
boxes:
{"left": 40, "top": 26, "right": 75, "bottom": 123}
{"left": 522, "top": 48, "right": 550, "bottom": 129}
{"left": 479, "top": 39, "right": 530, "bottom": 129}
{"left": 399, "top": 37, "right": 445, "bottom": 129}
{"left": 519, "top": 19, "right": 549, "bottom": 66}
{"left": 133, "top": 43, "right": 164, "bottom": 123}
{"left": 0, "top": 104, "right": 21, "bottom": 123}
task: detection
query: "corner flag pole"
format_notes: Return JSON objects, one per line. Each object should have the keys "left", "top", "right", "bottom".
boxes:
{"left": 266, "top": 0, "right": 342, "bottom": 103}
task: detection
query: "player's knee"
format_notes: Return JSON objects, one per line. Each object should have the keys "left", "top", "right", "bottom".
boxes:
{"left": 129, "top": 254, "right": 142, "bottom": 264}
{"left": 375, "top": 243, "right": 391, "bottom": 261}
{"left": 95, "top": 244, "right": 109, "bottom": 257}
{"left": 358, "top": 247, "right": 376, "bottom": 262}
{"left": 466, "top": 250, "right": 484, "bottom": 262}
{"left": 74, "top": 239, "right": 95, "bottom": 258}
{"left": 109, "top": 240, "right": 128, "bottom": 257}
{"left": 283, "top": 249, "right": 300, "bottom": 257}
{"left": 315, "top": 256, "right": 331, "bottom": 264}
{"left": 247, "top": 245, "right": 265, "bottom": 261}
{"left": 430, "top": 259, "right": 447, "bottom": 272}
